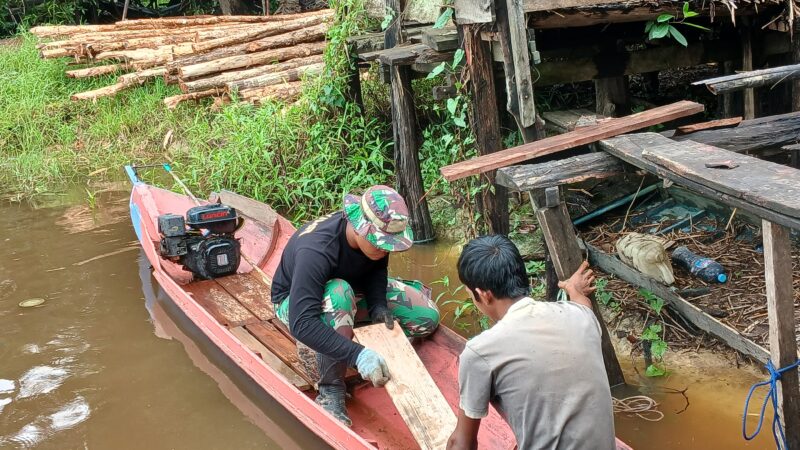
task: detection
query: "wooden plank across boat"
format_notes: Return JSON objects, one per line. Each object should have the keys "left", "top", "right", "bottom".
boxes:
{"left": 124, "top": 166, "right": 519, "bottom": 449}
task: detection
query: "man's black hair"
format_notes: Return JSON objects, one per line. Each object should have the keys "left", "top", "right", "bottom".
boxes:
{"left": 457, "top": 235, "right": 530, "bottom": 300}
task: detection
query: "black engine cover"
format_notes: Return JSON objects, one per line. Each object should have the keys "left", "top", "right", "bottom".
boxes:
{"left": 181, "top": 236, "right": 240, "bottom": 280}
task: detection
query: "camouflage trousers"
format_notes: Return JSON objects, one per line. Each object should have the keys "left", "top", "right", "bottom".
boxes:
{"left": 275, "top": 277, "right": 441, "bottom": 339}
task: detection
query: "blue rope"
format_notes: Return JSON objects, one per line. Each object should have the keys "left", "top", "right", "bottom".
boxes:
{"left": 743, "top": 359, "right": 800, "bottom": 449}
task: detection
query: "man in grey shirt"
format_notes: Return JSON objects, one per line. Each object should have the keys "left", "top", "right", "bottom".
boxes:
{"left": 447, "top": 235, "right": 615, "bottom": 450}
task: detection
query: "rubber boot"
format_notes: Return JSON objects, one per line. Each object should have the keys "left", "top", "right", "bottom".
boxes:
{"left": 315, "top": 354, "right": 351, "bottom": 427}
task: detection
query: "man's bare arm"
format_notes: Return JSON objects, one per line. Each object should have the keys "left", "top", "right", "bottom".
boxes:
{"left": 446, "top": 410, "right": 481, "bottom": 450}
{"left": 558, "top": 260, "right": 596, "bottom": 308}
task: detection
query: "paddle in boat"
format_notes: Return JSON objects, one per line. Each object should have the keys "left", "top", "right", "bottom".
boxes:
{"left": 125, "top": 164, "right": 632, "bottom": 450}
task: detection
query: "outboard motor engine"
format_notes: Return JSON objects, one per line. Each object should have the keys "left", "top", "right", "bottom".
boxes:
{"left": 157, "top": 205, "right": 241, "bottom": 280}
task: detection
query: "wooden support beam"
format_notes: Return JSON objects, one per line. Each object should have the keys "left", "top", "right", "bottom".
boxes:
{"left": 665, "top": 111, "right": 800, "bottom": 153}
{"left": 793, "top": 18, "right": 800, "bottom": 111}
{"left": 782, "top": 143, "right": 800, "bottom": 168}
{"left": 741, "top": 21, "right": 756, "bottom": 120}
{"left": 421, "top": 27, "right": 459, "bottom": 52}
{"left": 496, "top": 152, "right": 624, "bottom": 191}
{"left": 521, "top": 0, "right": 625, "bottom": 12}
{"left": 503, "top": 0, "right": 536, "bottom": 128}
{"left": 465, "top": 24, "right": 509, "bottom": 235}
{"left": 599, "top": 133, "right": 800, "bottom": 230}
{"left": 762, "top": 220, "right": 800, "bottom": 448}
{"left": 595, "top": 76, "right": 631, "bottom": 117}
{"left": 385, "top": 0, "right": 434, "bottom": 242}
{"left": 720, "top": 61, "right": 736, "bottom": 118}
{"left": 693, "top": 64, "right": 800, "bottom": 95}
{"left": 583, "top": 242, "right": 772, "bottom": 363}
{"left": 454, "top": 0, "right": 494, "bottom": 24}
{"left": 529, "top": 188, "right": 625, "bottom": 387}
{"left": 440, "top": 101, "right": 704, "bottom": 181}
{"left": 354, "top": 322, "right": 457, "bottom": 450}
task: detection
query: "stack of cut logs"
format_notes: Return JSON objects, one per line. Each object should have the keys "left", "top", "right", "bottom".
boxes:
{"left": 30, "top": 9, "right": 332, "bottom": 108}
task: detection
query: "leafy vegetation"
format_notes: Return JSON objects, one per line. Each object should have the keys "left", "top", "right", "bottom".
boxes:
{"left": 644, "top": 2, "right": 709, "bottom": 47}
{"left": 595, "top": 278, "right": 620, "bottom": 311}
{"left": 639, "top": 289, "right": 669, "bottom": 377}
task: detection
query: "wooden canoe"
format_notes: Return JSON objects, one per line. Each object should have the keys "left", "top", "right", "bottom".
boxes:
{"left": 125, "top": 166, "right": 631, "bottom": 450}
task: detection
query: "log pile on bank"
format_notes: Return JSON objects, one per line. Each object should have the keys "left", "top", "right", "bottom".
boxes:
{"left": 30, "top": 9, "right": 332, "bottom": 108}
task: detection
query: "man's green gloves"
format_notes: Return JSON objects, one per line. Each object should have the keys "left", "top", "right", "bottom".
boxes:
{"left": 356, "top": 348, "right": 390, "bottom": 387}
{"left": 370, "top": 305, "right": 394, "bottom": 330}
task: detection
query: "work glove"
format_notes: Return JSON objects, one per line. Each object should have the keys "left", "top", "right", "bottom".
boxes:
{"left": 370, "top": 305, "right": 394, "bottom": 330}
{"left": 356, "top": 348, "right": 390, "bottom": 387}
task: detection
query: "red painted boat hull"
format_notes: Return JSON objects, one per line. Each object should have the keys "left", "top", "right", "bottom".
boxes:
{"left": 126, "top": 169, "right": 630, "bottom": 450}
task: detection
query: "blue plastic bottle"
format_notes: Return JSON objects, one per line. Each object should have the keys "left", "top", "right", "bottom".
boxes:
{"left": 671, "top": 246, "right": 728, "bottom": 283}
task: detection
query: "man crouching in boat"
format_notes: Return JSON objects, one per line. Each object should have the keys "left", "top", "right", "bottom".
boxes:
{"left": 271, "top": 185, "right": 441, "bottom": 426}
{"left": 447, "top": 235, "right": 615, "bottom": 450}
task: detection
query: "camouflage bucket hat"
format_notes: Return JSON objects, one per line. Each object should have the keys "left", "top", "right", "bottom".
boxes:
{"left": 344, "top": 185, "right": 414, "bottom": 252}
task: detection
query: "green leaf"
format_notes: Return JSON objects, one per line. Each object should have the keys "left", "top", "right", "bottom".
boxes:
{"left": 651, "top": 340, "right": 668, "bottom": 359}
{"left": 641, "top": 324, "right": 662, "bottom": 341}
{"left": 656, "top": 13, "right": 675, "bottom": 23}
{"left": 381, "top": 8, "right": 394, "bottom": 30}
{"left": 646, "top": 364, "right": 668, "bottom": 377}
{"left": 426, "top": 62, "right": 447, "bottom": 79}
{"left": 453, "top": 115, "right": 467, "bottom": 128}
{"left": 682, "top": 1, "right": 690, "bottom": 15}
{"left": 446, "top": 97, "right": 458, "bottom": 115}
{"left": 433, "top": 8, "right": 453, "bottom": 29}
{"left": 645, "top": 21, "right": 654, "bottom": 33}
{"left": 452, "top": 48, "right": 465, "bottom": 68}
{"left": 668, "top": 25, "right": 688, "bottom": 47}
{"left": 684, "top": 10, "right": 699, "bottom": 18}
{"left": 650, "top": 22, "right": 670, "bottom": 39}
{"left": 682, "top": 21, "right": 711, "bottom": 31}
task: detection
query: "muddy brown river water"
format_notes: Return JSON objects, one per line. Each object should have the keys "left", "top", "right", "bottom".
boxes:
{"left": 0, "top": 190, "right": 774, "bottom": 449}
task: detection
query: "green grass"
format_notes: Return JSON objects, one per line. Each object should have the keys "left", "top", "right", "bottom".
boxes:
{"left": 0, "top": 30, "right": 393, "bottom": 223}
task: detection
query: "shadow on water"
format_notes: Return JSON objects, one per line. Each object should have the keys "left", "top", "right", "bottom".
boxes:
{"left": 0, "top": 190, "right": 779, "bottom": 449}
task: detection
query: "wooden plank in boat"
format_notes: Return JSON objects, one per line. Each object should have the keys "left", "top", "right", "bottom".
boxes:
{"left": 185, "top": 280, "right": 260, "bottom": 328}
{"left": 229, "top": 326, "right": 312, "bottom": 391}
{"left": 354, "top": 322, "right": 457, "bottom": 450}
{"left": 246, "top": 322, "right": 316, "bottom": 387}
{"left": 215, "top": 272, "right": 275, "bottom": 321}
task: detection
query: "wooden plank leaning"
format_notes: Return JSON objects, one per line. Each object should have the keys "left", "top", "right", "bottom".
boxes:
{"left": 440, "top": 101, "right": 704, "bottom": 181}
{"left": 354, "top": 322, "right": 457, "bottom": 450}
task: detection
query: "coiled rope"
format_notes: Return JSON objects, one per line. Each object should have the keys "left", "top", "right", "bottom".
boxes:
{"left": 742, "top": 359, "right": 800, "bottom": 450}
{"left": 613, "top": 395, "right": 664, "bottom": 422}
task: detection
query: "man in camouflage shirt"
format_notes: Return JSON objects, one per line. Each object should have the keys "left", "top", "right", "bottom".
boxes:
{"left": 271, "top": 185, "right": 440, "bottom": 426}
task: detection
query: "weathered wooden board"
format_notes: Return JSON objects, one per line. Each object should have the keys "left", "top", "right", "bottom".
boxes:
{"left": 665, "top": 111, "right": 800, "bottom": 153}
{"left": 215, "top": 272, "right": 275, "bottom": 321}
{"left": 185, "top": 280, "right": 260, "bottom": 327}
{"left": 440, "top": 101, "right": 703, "bottom": 181}
{"left": 246, "top": 322, "right": 316, "bottom": 386}
{"left": 599, "top": 133, "right": 800, "bottom": 231}
{"left": 420, "top": 27, "right": 458, "bottom": 52}
{"left": 354, "top": 322, "right": 457, "bottom": 450}
{"left": 454, "top": 0, "right": 494, "bottom": 24}
{"left": 522, "top": 0, "right": 626, "bottom": 12}
{"left": 542, "top": 109, "right": 605, "bottom": 133}
{"left": 674, "top": 117, "right": 742, "bottom": 135}
{"left": 641, "top": 140, "right": 800, "bottom": 219}
{"left": 496, "top": 152, "right": 624, "bottom": 191}
{"left": 229, "top": 326, "right": 311, "bottom": 390}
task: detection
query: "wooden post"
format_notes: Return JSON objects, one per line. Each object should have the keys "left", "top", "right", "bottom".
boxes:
{"left": 719, "top": 61, "right": 736, "bottom": 118}
{"left": 385, "top": 0, "right": 435, "bottom": 241}
{"left": 792, "top": 18, "right": 800, "bottom": 111}
{"left": 762, "top": 220, "right": 800, "bottom": 448}
{"left": 530, "top": 187, "right": 625, "bottom": 387}
{"left": 741, "top": 20, "right": 756, "bottom": 120}
{"left": 345, "top": 47, "right": 364, "bottom": 112}
{"left": 464, "top": 25, "right": 509, "bottom": 235}
{"left": 595, "top": 76, "right": 631, "bottom": 117}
